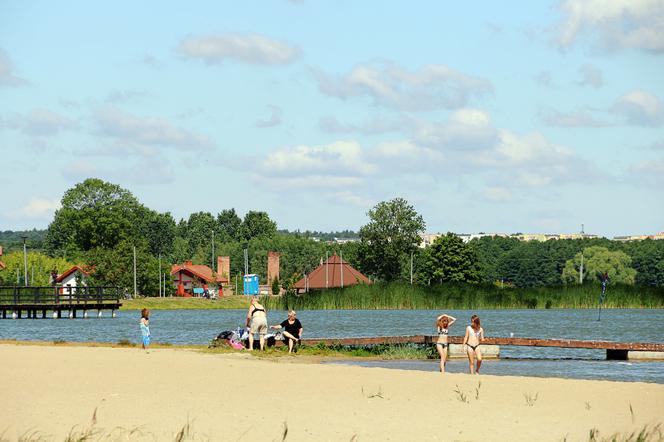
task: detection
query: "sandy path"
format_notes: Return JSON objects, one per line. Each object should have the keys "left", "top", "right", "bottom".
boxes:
{"left": 1, "top": 344, "right": 663, "bottom": 441}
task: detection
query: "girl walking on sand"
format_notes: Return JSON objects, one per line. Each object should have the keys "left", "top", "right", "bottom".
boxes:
{"left": 140, "top": 308, "right": 151, "bottom": 351}
{"left": 435, "top": 314, "right": 456, "bottom": 373}
{"left": 463, "top": 314, "right": 484, "bottom": 374}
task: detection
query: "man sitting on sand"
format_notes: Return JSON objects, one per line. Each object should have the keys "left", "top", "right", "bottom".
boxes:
{"left": 271, "top": 310, "right": 303, "bottom": 354}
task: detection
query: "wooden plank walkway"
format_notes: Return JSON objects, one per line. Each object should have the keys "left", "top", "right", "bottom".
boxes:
{"left": 297, "top": 335, "right": 664, "bottom": 352}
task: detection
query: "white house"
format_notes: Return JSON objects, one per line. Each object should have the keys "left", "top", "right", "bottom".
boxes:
{"left": 55, "top": 265, "right": 90, "bottom": 294}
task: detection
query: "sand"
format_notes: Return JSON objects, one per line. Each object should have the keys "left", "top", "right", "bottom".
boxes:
{"left": 1, "top": 344, "right": 663, "bottom": 441}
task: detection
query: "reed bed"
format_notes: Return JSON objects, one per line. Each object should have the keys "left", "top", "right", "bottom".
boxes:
{"left": 264, "top": 282, "right": 664, "bottom": 311}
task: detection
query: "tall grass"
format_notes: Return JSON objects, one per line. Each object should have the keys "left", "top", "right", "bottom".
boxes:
{"left": 264, "top": 282, "right": 664, "bottom": 310}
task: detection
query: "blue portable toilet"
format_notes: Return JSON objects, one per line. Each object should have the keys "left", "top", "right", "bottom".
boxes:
{"left": 243, "top": 274, "right": 259, "bottom": 295}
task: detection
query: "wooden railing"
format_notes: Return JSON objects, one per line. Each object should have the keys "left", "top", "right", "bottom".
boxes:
{"left": 0, "top": 286, "right": 121, "bottom": 306}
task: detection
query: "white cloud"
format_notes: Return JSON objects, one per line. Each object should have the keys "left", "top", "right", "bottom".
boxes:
{"left": 484, "top": 187, "right": 513, "bottom": 202}
{"left": 577, "top": 64, "right": 603, "bottom": 88}
{"left": 105, "top": 89, "right": 149, "bottom": 104}
{"left": 0, "top": 48, "right": 26, "bottom": 87}
{"left": 539, "top": 108, "right": 610, "bottom": 127}
{"left": 612, "top": 90, "right": 663, "bottom": 126}
{"left": 414, "top": 109, "right": 498, "bottom": 150}
{"left": 369, "top": 140, "right": 445, "bottom": 173}
{"left": 319, "top": 115, "right": 407, "bottom": 135}
{"left": 326, "top": 190, "right": 374, "bottom": 207}
{"left": 94, "top": 108, "right": 215, "bottom": 150}
{"left": 177, "top": 33, "right": 299, "bottom": 65}
{"left": 1, "top": 108, "right": 78, "bottom": 136}
{"left": 20, "top": 198, "right": 61, "bottom": 219}
{"left": 313, "top": 61, "right": 493, "bottom": 111}
{"left": 629, "top": 158, "right": 664, "bottom": 186}
{"left": 260, "top": 141, "right": 374, "bottom": 178}
{"left": 255, "top": 105, "right": 283, "bottom": 128}
{"left": 61, "top": 158, "right": 175, "bottom": 185}
{"left": 475, "top": 130, "right": 595, "bottom": 187}
{"left": 556, "top": 0, "right": 664, "bottom": 52}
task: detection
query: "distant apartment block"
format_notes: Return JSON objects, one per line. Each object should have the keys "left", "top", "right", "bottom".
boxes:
{"left": 419, "top": 232, "right": 508, "bottom": 247}
{"left": 418, "top": 231, "right": 603, "bottom": 247}
{"left": 613, "top": 232, "right": 664, "bottom": 242}
{"left": 516, "top": 233, "right": 599, "bottom": 242}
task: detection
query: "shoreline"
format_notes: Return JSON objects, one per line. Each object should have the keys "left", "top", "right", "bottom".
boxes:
{"left": 119, "top": 297, "right": 664, "bottom": 310}
{"left": 1, "top": 342, "right": 663, "bottom": 441}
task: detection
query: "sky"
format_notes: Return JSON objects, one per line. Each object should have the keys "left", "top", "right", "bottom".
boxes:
{"left": 0, "top": 0, "right": 663, "bottom": 237}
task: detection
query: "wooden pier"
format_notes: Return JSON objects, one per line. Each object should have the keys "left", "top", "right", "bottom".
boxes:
{"left": 295, "top": 335, "right": 664, "bottom": 360}
{"left": 0, "top": 286, "right": 122, "bottom": 319}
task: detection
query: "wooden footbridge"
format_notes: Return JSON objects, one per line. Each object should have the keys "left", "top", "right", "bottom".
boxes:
{"left": 0, "top": 286, "right": 122, "bottom": 319}
{"left": 296, "top": 335, "right": 664, "bottom": 360}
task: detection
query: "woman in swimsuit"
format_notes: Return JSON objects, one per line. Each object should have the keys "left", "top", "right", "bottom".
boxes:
{"left": 463, "top": 314, "right": 484, "bottom": 374}
{"left": 435, "top": 314, "right": 456, "bottom": 373}
{"left": 246, "top": 296, "right": 268, "bottom": 351}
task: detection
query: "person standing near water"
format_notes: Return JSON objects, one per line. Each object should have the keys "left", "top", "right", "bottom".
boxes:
{"left": 463, "top": 314, "right": 484, "bottom": 374}
{"left": 435, "top": 314, "right": 456, "bottom": 373}
{"left": 140, "top": 308, "right": 151, "bottom": 352}
{"left": 246, "top": 296, "right": 267, "bottom": 351}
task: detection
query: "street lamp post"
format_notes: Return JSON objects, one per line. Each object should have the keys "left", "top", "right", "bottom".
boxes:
{"left": 21, "top": 235, "right": 28, "bottom": 287}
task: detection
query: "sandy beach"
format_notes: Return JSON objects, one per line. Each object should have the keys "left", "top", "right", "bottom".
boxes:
{"left": 1, "top": 344, "right": 663, "bottom": 441}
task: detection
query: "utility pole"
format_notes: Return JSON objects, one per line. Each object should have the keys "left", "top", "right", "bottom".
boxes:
{"left": 410, "top": 251, "right": 414, "bottom": 285}
{"left": 244, "top": 249, "right": 248, "bottom": 275}
{"left": 579, "top": 224, "right": 585, "bottom": 285}
{"left": 212, "top": 230, "right": 215, "bottom": 271}
{"left": 158, "top": 253, "right": 162, "bottom": 298}
{"left": 21, "top": 235, "right": 28, "bottom": 287}
{"left": 325, "top": 251, "right": 329, "bottom": 289}
{"left": 133, "top": 245, "right": 137, "bottom": 298}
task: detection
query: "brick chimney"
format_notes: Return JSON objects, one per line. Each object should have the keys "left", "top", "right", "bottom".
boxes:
{"left": 267, "top": 251, "right": 280, "bottom": 284}
{"left": 184, "top": 260, "right": 193, "bottom": 266}
{"left": 217, "top": 256, "right": 230, "bottom": 283}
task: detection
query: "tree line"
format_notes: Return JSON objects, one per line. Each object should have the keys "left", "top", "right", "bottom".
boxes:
{"left": 0, "top": 178, "right": 662, "bottom": 293}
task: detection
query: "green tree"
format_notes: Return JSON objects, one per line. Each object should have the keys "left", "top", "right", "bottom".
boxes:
{"left": 217, "top": 209, "right": 242, "bottom": 242}
{"left": 144, "top": 212, "right": 177, "bottom": 257}
{"left": 0, "top": 251, "right": 73, "bottom": 286}
{"left": 184, "top": 212, "right": 217, "bottom": 257}
{"left": 241, "top": 211, "right": 277, "bottom": 241}
{"left": 44, "top": 178, "right": 152, "bottom": 254}
{"left": 624, "top": 239, "right": 664, "bottom": 287}
{"left": 419, "top": 233, "right": 480, "bottom": 284}
{"left": 497, "top": 241, "right": 562, "bottom": 288}
{"left": 86, "top": 239, "right": 160, "bottom": 296}
{"left": 469, "top": 235, "right": 520, "bottom": 283}
{"left": 562, "top": 246, "right": 636, "bottom": 285}
{"left": 357, "top": 198, "right": 425, "bottom": 282}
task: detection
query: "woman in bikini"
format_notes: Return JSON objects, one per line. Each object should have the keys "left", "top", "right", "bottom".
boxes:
{"left": 435, "top": 314, "right": 456, "bottom": 373}
{"left": 246, "top": 296, "right": 268, "bottom": 351}
{"left": 463, "top": 314, "right": 484, "bottom": 374}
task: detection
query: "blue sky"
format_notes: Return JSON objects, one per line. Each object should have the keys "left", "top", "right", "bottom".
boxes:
{"left": 1, "top": 0, "right": 663, "bottom": 237}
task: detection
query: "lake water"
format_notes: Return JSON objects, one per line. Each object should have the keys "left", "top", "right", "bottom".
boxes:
{"left": 1, "top": 308, "right": 663, "bottom": 383}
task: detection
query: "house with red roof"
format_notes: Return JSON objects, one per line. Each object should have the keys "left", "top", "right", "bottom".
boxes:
{"left": 294, "top": 254, "right": 371, "bottom": 293}
{"left": 171, "top": 260, "right": 228, "bottom": 297}
{"left": 56, "top": 265, "right": 91, "bottom": 293}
